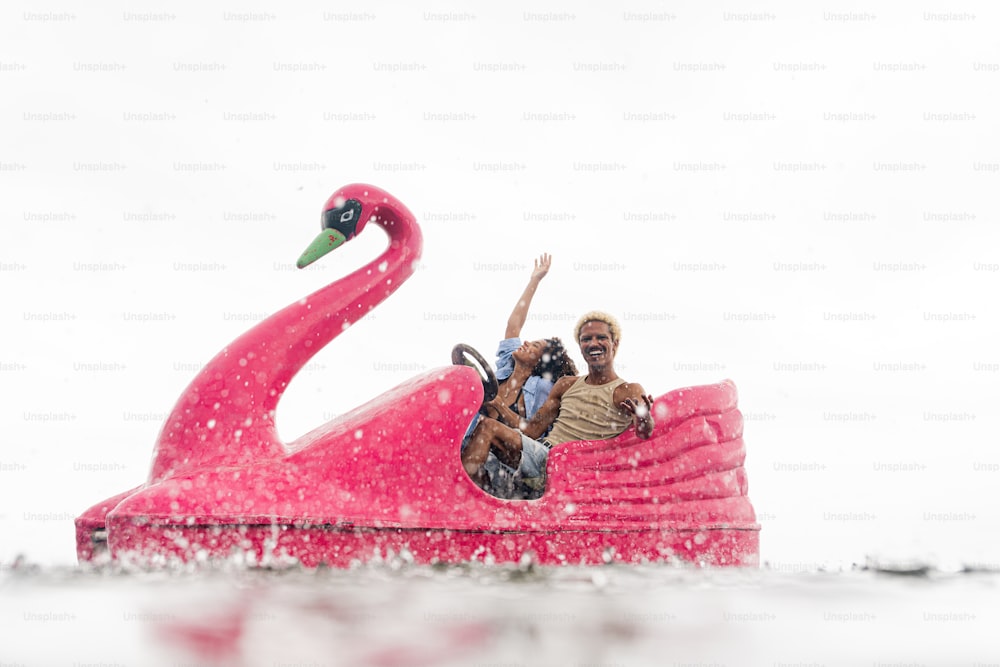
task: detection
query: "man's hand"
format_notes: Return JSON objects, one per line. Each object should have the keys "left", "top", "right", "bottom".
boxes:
{"left": 484, "top": 395, "right": 522, "bottom": 430}
{"left": 620, "top": 394, "right": 655, "bottom": 439}
{"left": 481, "top": 395, "right": 505, "bottom": 420}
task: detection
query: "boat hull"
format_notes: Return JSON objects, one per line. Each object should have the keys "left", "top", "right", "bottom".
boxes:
{"left": 104, "top": 521, "right": 759, "bottom": 568}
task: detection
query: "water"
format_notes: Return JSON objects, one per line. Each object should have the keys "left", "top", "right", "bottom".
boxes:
{"left": 2, "top": 559, "right": 996, "bottom": 666}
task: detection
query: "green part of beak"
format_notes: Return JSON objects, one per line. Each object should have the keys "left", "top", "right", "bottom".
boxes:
{"left": 297, "top": 229, "right": 347, "bottom": 268}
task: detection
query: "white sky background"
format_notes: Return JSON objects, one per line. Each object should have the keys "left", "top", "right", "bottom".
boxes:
{"left": 1, "top": 1, "right": 998, "bottom": 569}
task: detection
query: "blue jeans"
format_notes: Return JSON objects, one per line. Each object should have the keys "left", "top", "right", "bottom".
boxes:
{"left": 487, "top": 433, "right": 551, "bottom": 499}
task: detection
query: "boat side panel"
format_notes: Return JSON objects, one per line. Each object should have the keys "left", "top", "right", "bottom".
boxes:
{"left": 107, "top": 521, "right": 760, "bottom": 568}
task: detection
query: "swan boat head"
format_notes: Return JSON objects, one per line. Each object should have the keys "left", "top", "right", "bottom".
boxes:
{"left": 296, "top": 194, "right": 369, "bottom": 268}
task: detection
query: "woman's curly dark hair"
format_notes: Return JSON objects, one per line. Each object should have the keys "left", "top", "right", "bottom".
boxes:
{"left": 532, "top": 337, "right": 578, "bottom": 382}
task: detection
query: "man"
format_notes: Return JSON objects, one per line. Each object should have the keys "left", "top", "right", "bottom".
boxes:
{"left": 461, "top": 311, "right": 654, "bottom": 496}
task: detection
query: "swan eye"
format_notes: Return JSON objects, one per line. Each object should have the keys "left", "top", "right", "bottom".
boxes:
{"left": 322, "top": 199, "right": 363, "bottom": 238}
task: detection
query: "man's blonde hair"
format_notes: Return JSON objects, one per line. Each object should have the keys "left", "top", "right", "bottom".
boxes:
{"left": 574, "top": 311, "right": 622, "bottom": 345}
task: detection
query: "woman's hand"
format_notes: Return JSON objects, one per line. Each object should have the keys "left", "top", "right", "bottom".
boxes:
{"left": 530, "top": 253, "right": 552, "bottom": 282}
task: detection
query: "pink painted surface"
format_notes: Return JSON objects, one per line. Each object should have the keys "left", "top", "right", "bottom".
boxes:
{"left": 76, "top": 183, "right": 759, "bottom": 568}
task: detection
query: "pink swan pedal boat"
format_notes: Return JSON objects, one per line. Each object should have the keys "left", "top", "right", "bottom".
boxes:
{"left": 75, "top": 184, "right": 760, "bottom": 568}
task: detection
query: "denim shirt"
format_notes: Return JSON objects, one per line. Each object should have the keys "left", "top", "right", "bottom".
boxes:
{"left": 461, "top": 337, "right": 554, "bottom": 443}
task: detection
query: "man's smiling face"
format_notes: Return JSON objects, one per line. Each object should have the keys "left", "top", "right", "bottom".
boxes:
{"left": 577, "top": 320, "right": 616, "bottom": 371}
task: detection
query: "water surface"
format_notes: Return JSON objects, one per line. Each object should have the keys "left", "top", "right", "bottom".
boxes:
{"left": 2, "top": 559, "right": 994, "bottom": 666}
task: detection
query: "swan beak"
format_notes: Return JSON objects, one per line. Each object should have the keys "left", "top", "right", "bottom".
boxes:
{"left": 296, "top": 229, "right": 347, "bottom": 269}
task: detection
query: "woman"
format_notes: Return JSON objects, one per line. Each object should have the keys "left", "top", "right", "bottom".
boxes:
{"left": 461, "top": 253, "right": 578, "bottom": 496}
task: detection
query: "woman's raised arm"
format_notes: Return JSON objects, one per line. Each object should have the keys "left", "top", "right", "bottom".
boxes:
{"left": 504, "top": 253, "right": 551, "bottom": 339}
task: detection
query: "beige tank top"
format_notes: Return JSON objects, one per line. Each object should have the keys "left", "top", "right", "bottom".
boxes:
{"left": 544, "top": 376, "right": 632, "bottom": 446}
